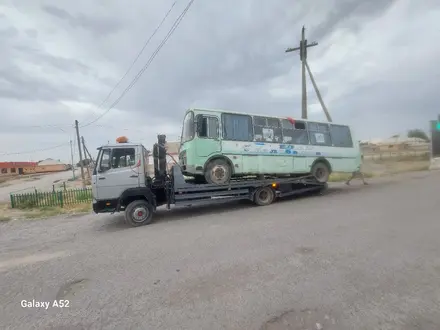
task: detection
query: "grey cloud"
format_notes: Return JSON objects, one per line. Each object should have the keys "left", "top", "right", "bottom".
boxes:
{"left": 42, "top": 5, "right": 122, "bottom": 36}
{"left": 0, "top": 27, "right": 19, "bottom": 38}
{"left": 24, "top": 29, "right": 38, "bottom": 38}
{"left": 0, "top": 64, "right": 83, "bottom": 102}
{"left": 309, "top": 0, "right": 396, "bottom": 41}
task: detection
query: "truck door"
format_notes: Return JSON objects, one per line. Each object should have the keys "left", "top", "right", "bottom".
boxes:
{"left": 94, "top": 146, "right": 140, "bottom": 200}
{"left": 195, "top": 115, "right": 221, "bottom": 157}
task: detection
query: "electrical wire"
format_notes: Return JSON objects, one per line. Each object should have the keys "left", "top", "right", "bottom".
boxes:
{"left": 80, "top": 0, "right": 196, "bottom": 128}
{"left": 0, "top": 142, "right": 70, "bottom": 156}
{"left": 0, "top": 123, "right": 74, "bottom": 130}
{"left": 80, "top": 1, "right": 178, "bottom": 125}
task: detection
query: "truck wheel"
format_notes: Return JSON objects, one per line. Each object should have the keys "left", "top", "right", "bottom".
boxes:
{"left": 125, "top": 200, "right": 154, "bottom": 227}
{"left": 204, "top": 159, "right": 232, "bottom": 185}
{"left": 311, "top": 162, "right": 330, "bottom": 183}
{"left": 253, "top": 186, "right": 275, "bottom": 206}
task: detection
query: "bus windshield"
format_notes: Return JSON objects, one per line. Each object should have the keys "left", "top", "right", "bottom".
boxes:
{"left": 181, "top": 111, "right": 194, "bottom": 143}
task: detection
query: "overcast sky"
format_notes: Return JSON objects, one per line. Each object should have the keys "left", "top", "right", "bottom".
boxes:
{"left": 0, "top": 0, "right": 439, "bottom": 163}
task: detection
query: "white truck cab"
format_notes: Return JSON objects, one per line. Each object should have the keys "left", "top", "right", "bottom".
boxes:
{"left": 92, "top": 141, "right": 150, "bottom": 212}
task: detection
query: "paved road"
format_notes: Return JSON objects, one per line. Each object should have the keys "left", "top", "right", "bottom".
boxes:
{"left": 1, "top": 171, "right": 440, "bottom": 330}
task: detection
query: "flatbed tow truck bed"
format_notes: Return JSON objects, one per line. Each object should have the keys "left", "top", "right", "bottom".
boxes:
{"left": 169, "top": 166, "right": 327, "bottom": 207}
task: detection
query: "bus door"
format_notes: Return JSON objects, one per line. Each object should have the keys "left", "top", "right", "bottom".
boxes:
{"left": 195, "top": 115, "right": 221, "bottom": 157}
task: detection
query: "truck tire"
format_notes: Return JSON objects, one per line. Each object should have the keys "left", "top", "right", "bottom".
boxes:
{"left": 253, "top": 186, "right": 275, "bottom": 206}
{"left": 311, "top": 162, "right": 330, "bottom": 183}
{"left": 204, "top": 158, "right": 232, "bottom": 185}
{"left": 124, "top": 200, "right": 154, "bottom": 227}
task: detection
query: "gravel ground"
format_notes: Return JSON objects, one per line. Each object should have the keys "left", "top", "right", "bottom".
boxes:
{"left": 1, "top": 170, "right": 440, "bottom": 330}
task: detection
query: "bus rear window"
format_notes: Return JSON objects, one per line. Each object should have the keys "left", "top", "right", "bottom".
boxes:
{"left": 330, "top": 125, "right": 353, "bottom": 147}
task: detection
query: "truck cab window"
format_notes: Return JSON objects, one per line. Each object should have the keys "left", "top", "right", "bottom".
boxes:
{"left": 99, "top": 149, "right": 111, "bottom": 172}
{"left": 111, "top": 148, "right": 136, "bottom": 168}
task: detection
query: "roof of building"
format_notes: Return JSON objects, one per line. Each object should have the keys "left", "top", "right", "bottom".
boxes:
{"left": 37, "top": 158, "right": 65, "bottom": 166}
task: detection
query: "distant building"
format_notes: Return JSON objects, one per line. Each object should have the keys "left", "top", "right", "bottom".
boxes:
{"left": 0, "top": 162, "right": 38, "bottom": 176}
{"left": 35, "top": 158, "right": 70, "bottom": 173}
{"left": 0, "top": 158, "right": 70, "bottom": 177}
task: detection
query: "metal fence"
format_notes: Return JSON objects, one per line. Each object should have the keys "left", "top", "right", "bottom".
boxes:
{"left": 10, "top": 188, "right": 92, "bottom": 209}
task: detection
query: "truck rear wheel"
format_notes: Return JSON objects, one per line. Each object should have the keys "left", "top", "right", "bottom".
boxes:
{"left": 125, "top": 200, "right": 154, "bottom": 227}
{"left": 253, "top": 186, "right": 275, "bottom": 206}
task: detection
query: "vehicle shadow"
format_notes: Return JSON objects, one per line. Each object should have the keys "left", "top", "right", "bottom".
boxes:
{"left": 153, "top": 200, "right": 255, "bottom": 224}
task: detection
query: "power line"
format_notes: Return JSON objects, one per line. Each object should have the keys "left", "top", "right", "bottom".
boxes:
{"left": 0, "top": 142, "right": 70, "bottom": 156}
{"left": 80, "top": 0, "right": 196, "bottom": 128}
{"left": 0, "top": 124, "right": 74, "bottom": 130}
{"left": 81, "top": 1, "right": 177, "bottom": 125}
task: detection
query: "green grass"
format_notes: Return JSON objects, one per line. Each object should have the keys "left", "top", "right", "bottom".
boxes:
{"left": 22, "top": 203, "right": 92, "bottom": 219}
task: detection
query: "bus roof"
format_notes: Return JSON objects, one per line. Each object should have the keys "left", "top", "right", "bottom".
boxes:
{"left": 185, "top": 107, "right": 348, "bottom": 126}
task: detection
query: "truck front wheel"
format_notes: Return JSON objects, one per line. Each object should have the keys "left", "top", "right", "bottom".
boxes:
{"left": 125, "top": 200, "right": 154, "bottom": 227}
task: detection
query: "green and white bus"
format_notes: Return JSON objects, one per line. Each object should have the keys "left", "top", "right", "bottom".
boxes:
{"left": 178, "top": 108, "right": 361, "bottom": 184}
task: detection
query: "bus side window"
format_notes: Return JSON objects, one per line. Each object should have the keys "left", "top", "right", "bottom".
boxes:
{"left": 308, "top": 122, "right": 332, "bottom": 146}
{"left": 281, "top": 119, "right": 309, "bottom": 144}
{"left": 222, "top": 113, "right": 253, "bottom": 141}
{"left": 198, "top": 116, "right": 219, "bottom": 139}
{"left": 253, "top": 116, "right": 282, "bottom": 143}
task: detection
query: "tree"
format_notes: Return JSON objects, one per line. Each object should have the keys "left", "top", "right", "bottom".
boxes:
{"left": 407, "top": 129, "right": 429, "bottom": 141}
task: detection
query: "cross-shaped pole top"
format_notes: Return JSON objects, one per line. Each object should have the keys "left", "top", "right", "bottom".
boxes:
{"left": 285, "top": 26, "right": 318, "bottom": 61}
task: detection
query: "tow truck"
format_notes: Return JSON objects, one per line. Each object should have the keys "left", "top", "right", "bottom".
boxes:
{"left": 92, "top": 135, "right": 328, "bottom": 227}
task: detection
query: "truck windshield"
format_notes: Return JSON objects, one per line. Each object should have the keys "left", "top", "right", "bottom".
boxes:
{"left": 181, "top": 111, "right": 194, "bottom": 143}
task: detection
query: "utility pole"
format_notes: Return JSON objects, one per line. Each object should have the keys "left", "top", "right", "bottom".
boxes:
{"left": 285, "top": 26, "right": 332, "bottom": 122}
{"left": 82, "top": 139, "right": 95, "bottom": 168}
{"left": 70, "top": 140, "right": 76, "bottom": 180}
{"left": 81, "top": 136, "right": 91, "bottom": 179}
{"left": 75, "top": 120, "right": 86, "bottom": 188}
{"left": 304, "top": 61, "right": 333, "bottom": 122}
{"left": 286, "top": 26, "right": 317, "bottom": 120}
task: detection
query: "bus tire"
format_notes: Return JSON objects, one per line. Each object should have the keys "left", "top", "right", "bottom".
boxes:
{"left": 204, "top": 158, "right": 232, "bottom": 185}
{"left": 253, "top": 186, "right": 275, "bottom": 206}
{"left": 311, "top": 162, "right": 330, "bottom": 183}
{"left": 124, "top": 200, "right": 154, "bottom": 227}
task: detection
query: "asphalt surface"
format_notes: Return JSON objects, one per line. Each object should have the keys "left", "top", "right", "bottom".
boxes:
{"left": 1, "top": 171, "right": 440, "bottom": 330}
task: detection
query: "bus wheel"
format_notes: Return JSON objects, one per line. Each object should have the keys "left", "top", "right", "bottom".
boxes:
{"left": 253, "top": 186, "right": 275, "bottom": 206}
{"left": 205, "top": 159, "right": 232, "bottom": 184}
{"left": 125, "top": 200, "right": 154, "bottom": 227}
{"left": 311, "top": 162, "right": 330, "bottom": 183}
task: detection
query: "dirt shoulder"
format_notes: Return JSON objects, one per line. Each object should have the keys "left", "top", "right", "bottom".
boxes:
{"left": 329, "top": 159, "right": 430, "bottom": 182}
